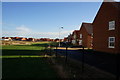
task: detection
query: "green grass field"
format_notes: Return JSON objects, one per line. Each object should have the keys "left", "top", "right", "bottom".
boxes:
{"left": 2, "top": 45, "right": 45, "bottom": 55}
{"left": 2, "top": 41, "right": 59, "bottom": 79}
{"left": 2, "top": 42, "right": 48, "bottom": 55}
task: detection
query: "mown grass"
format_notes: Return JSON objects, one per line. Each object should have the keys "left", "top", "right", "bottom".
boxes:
{"left": 2, "top": 45, "right": 45, "bottom": 50}
{"left": 2, "top": 58, "right": 58, "bottom": 79}
{"left": 2, "top": 41, "right": 59, "bottom": 79}
{"left": 2, "top": 45, "right": 45, "bottom": 55}
{"left": 2, "top": 42, "right": 49, "bottom": 55}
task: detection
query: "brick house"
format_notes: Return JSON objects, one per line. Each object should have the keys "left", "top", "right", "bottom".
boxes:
{"left": 54, "top": 38, "right": 59, "bottom": 42}
{"left": 93, "top": 2, "right": 120, "bottom": 54}
{"left": 67, "top": 34, "right": 73, "bottom": 43}
{"left": 63, "top": 37, "right": 67, "bottom": 42}
{"left": 71, "top": 30, "right": 80, "bottom": 45}
{"left": 21, "top": 38, "right": 27, "bottom": 41}
{"left": 2, "top": 37, "right": 12, "bottom": 41}
{"left": 27, "top": 38, "right": 35, "bottom": 42}
{"left": 13, "top": 37, "right": 22, "bottom": 41}
{"left": 79, "top": 22, "right": 93, "bottom": 48}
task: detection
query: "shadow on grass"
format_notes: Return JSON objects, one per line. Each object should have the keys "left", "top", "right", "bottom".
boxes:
{"left": 31, "top": 42, "right": 58, "bottom": 47}
{"left": 2, "top": 57, "right": 59, "bottom": 80}
{"left": 12, "top": 43, "right": 57, "bottom": 48}
{"left": 31, "top": 43, "right": 49, "bottom": 47}
{"left": 2, "top": 49, "right": 46, "bottom": 55}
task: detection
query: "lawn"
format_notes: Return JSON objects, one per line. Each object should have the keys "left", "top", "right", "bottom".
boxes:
{"left": 2, "top": 41, "right": 59, "bottom": 79}
{"left": 2, "top": 58, "right": 58, "bottom": 79}
{"left": 2, "top": 42, "right": 48, "bottom": 55}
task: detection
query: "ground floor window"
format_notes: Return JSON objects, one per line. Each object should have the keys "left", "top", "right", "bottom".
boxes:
{"left": 108, "top": 37, "right": 115, "bottom": 48}
{"left": 72, "top": 40, "right": 75, "bottom": 44}
{"left": 79, "top": 40, "right": 82, "bottom": 45}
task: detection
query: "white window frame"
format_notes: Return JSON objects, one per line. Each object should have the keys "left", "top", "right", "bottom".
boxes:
{"left": 109, "top": 21, "right": 115, "bottom": 30}
{"left": 72, "top": 40, "right": 75, "bottom": 44}
{"left": 74, "top": 34, "right": 76, "bottom": 39}
{"left": 91, "top": 33, "right": 93, "bottom": 38}
{"left": 108, "top": 37, "right": 115, "bottom": 48}
{"left": 80, "top": 34, "right": 82, "bottom": 38}
{"left": 79, "top": 40, "right": 82, "bottom": 45}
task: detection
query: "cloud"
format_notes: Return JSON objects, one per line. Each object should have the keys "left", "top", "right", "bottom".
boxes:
{"left": 2, "top": 29, "right": 73, "bottom": 39}
{"left": 16, "top": 25, "right": 31, "bottom": 33}
{"left": 2, "top": 24, "right": 73, "bottom": 38}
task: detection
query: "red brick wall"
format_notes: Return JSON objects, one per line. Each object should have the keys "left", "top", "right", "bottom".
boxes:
{"left": 87, "top": 35, "right": 93, "bottom": 48}
{"left": 93, "top": 2, "right": 119, "bottom": 54}
{"left": 79, "top": 26, "right": 92, "bottom": 48}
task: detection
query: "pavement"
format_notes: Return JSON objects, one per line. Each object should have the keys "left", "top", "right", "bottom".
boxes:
{"left": 54, "top": 48, "right": 119, "bottom": 76}
{"left": 52, "top": 47, "right": 92, "bottom": 50}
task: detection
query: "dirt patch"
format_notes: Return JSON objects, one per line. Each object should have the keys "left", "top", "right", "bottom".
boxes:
{"left": 53, "top": 64, "right": 68, "bottom": 78}
{"left": 46, "top": 57, "right": 69, "bottom": 79}
{"left": 2, "top": 41, "right": 32, "bottom": 45}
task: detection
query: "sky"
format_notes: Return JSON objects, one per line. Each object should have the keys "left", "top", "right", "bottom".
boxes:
{"left": 1, "top": 2, "right": 104, "bottom": 39}
{"left": 1, "top": 0, "right": 120, "bottom": 2}
{"left": 2, "top": 2, "right": 104, "bottom": 39}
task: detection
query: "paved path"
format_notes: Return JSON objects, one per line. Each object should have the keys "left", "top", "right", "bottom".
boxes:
{"left": 54, "top": 48, "right": 118, "bottom": 76}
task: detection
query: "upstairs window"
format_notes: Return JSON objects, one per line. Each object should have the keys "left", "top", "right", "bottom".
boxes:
{"left": 91, "top": 33, "right": 93, "bottom": 38}
{"left": 80, "top": 34, "right": 82, "bottom": 38}
{"left": 108, "top": 37, "right": 115, "bottom": 48}
{"left": 74, "top": 35, "right": 76, "bottom": 39}
{"left": 109, "top": 21, "right": 115, "bottom": 30}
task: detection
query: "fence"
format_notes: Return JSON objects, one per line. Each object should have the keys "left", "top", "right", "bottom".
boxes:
{"left": 54, "top": 46, "right": 120, "bottom": 80}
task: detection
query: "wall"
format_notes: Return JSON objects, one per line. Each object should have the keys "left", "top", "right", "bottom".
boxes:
{"left": 93, "top": 2, "right": 119, "bottom": 54}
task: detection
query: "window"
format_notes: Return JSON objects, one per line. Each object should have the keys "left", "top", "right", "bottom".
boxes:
{"left": 108, "top": 37, "right": 115, "bottom": 48}
{"left": 74, "top": 35, "right": 76, "bottom": 39}
{"left": 79, "top": 40, "right": 82, "bottom": 45}
{"left": 91, "top": 33, "right": 93, "bottom": 38}
{"left": 72, "top": 40, "right": 75, "bottom": 44}
{"left": 109, "top": 21, "right": 115, "bottom": 30}
{"left": 80, "top": 34, "right": 82, "bottom": 38}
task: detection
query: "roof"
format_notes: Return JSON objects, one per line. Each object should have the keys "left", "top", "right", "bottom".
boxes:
{"left": 93, "top": 2, "right": 120, "bottom": 24}
{"left": 82, "top": 23, "right": 93, "bottom": 34}
{"left": 73, "top": 30, "right": 79, "bottom": 34}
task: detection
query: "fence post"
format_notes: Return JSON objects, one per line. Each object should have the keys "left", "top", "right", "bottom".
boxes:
{"left": 49, "top": 45, "right": 52, "bottom": 56}
{"left": 56, "top": 46, "right": 58, "bottom": 57}
{"left": 44, "top": 46, "right": 47, "bottom": 55}
{"left": 65, "top": 46, "right": 68, "bottom": 64}
{"left": 82, "top": 46, "right": 85, "bottom": 74}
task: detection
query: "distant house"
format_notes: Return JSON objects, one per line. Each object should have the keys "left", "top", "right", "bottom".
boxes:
{"left": 63, "top": 37, "right": 68, "bottom": 42}
{"left": 13, "top": 37, "right": 22, "bottom": 41}
{"left": 27, "top": 38, "right": 35, "bottom": 42}
{"left": 46, "top": 38, "right": 52, "bottom": 41}
{"left": 2, "top": 37, "right": 12, "bottom": 41}
{"left": 67, "top": 34, "right": 73, "bottom": 43}
{"left": 71, "top": 30, "right": 80, "bottom": 45}
{"left": 54, "top": 38, "right": 59, "bottom": 42}
{"left": 50, "top": 39, "right": 53, "bottom": 41}
{"left": 79, "top": 22, "right": 93, "bottom": 48}
{"left": 2, "top": 37, "right": 5, "bottom": 39}
{"left": 93, "top": 2, "right": 120, "bottom": 53}
{"left": 21, "top": 38, "right": 27, "bottom": 41}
